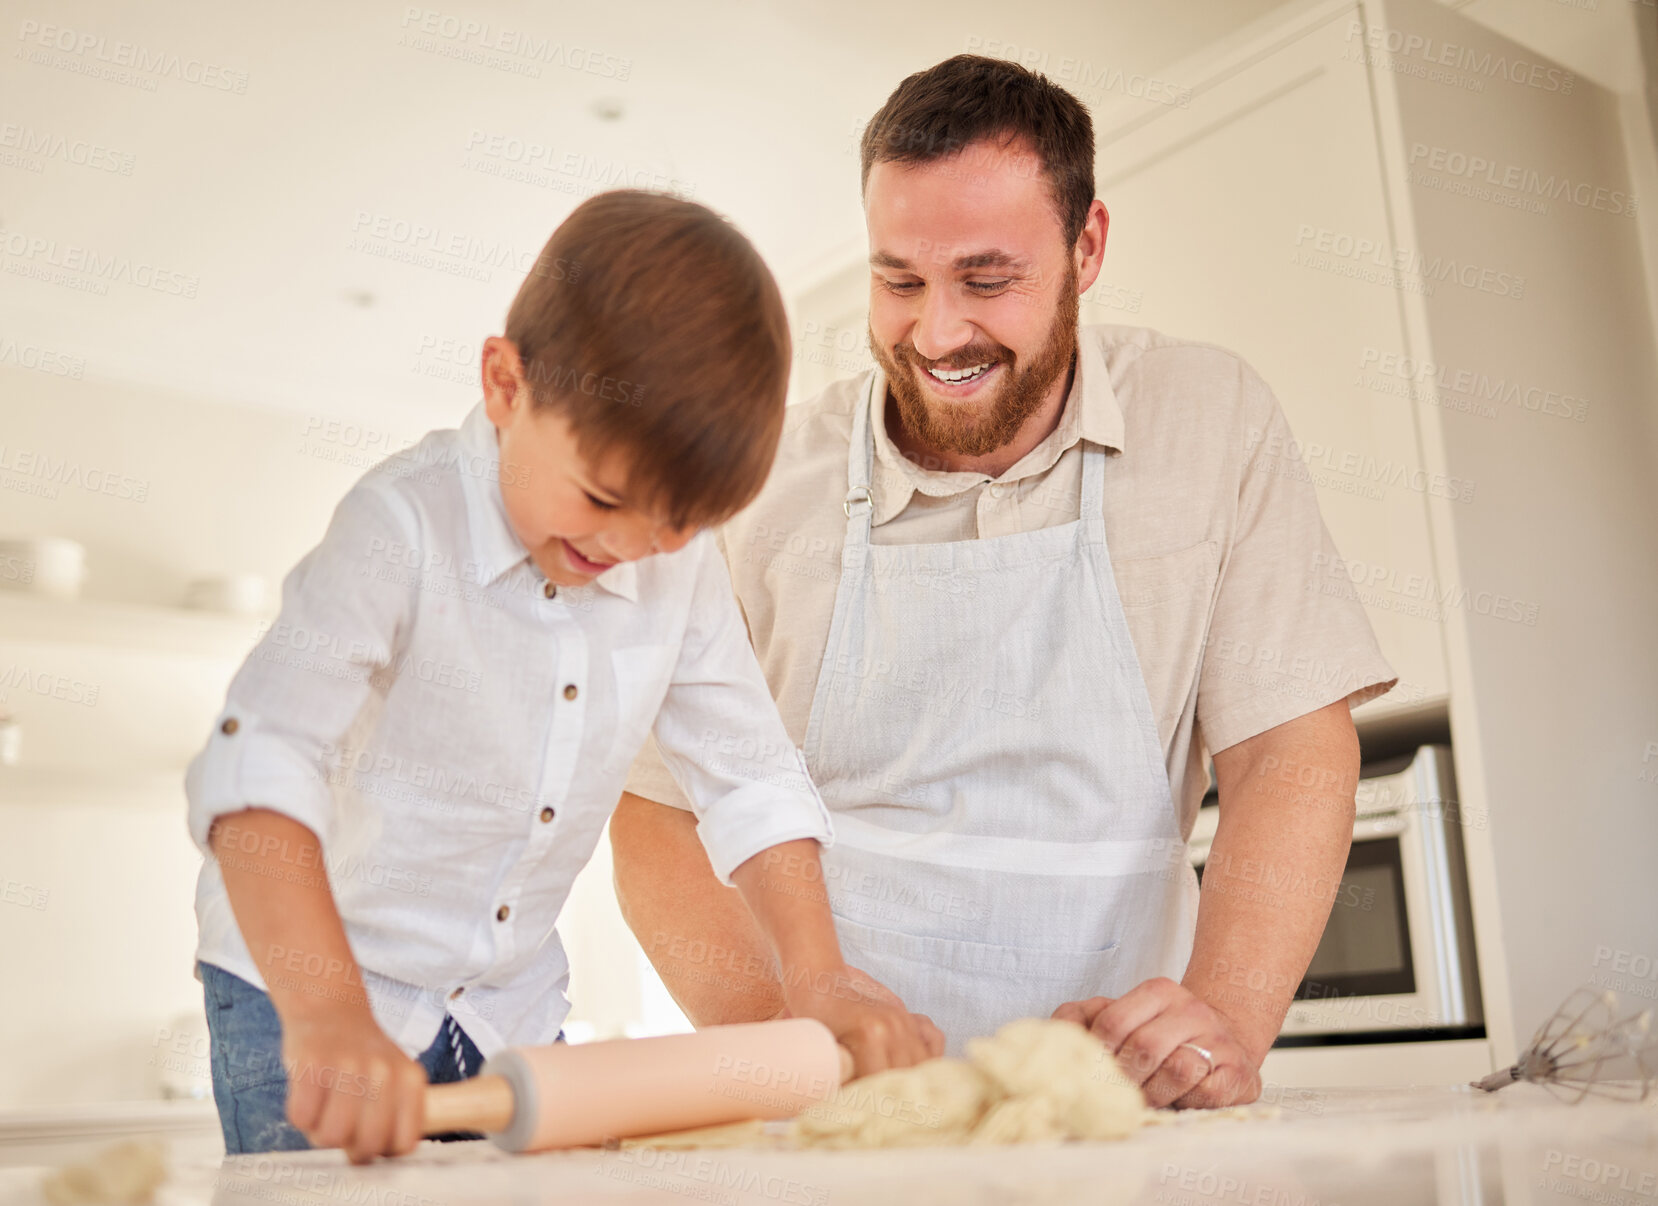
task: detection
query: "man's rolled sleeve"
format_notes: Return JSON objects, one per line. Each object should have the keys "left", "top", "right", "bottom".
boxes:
{"left": 185, "top": 486, "right": 414, "bottom": 853}
{"left": 1196, "top": 365, "right": 1398, "bottom": 755}
{"left": 648, "top": 535, "right": 833, "bottom": 884}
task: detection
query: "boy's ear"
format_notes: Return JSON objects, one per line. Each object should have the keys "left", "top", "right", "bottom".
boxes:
{"left": 481, "top": 336, "right": 529, "bottom": 425}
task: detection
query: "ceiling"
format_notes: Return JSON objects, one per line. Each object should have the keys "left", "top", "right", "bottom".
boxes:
{"left": 0, "top": 0, "right": 1645, "bottom": 434}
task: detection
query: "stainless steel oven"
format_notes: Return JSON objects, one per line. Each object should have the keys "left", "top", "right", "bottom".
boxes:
{"left": 1187, "top": 744, "right": 1484, "bottom": 1042}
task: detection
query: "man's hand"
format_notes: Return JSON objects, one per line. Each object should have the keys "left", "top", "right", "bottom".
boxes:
{"left": 1052, "top": 978, "right": 1263, "bottom": 1108}
{"left": 281, "top": 1004, "right": 429, "bottom": 1163}
{"left": 782, "top": 962, "right": 943, "bottom": 1077}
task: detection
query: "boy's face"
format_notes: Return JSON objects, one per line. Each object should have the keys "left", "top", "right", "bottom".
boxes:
{"left": 481, "top": 337, "right": 697, "bottom": 587}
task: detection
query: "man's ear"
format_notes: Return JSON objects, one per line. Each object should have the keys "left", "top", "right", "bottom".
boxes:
{"left": 481, "top": 335, "right": 528, "bottom": 425}
{"left": 1074, "top": 199, "right": 1109, "bottom": 294}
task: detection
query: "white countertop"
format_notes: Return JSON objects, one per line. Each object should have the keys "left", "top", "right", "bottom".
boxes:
{"left": 4, "top": 1084, "right": 1654, "bottom": 1205}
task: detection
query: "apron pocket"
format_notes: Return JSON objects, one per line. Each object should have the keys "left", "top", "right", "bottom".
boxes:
{"left": 833, "top": 915, "right": 1124, "bottom": 1050}
{"left": 833, "top": 913, "right": 1119, "bottom": 980}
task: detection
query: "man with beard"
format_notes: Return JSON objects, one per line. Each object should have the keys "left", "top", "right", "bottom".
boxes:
{"left": 610, "top": 55, "right": 1397, "bottom": 1109}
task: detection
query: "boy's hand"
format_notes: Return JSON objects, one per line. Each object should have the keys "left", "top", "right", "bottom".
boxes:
{"left": 280, "top": 1005, "right": 429, "bottom": 1163}
{"left": 783, "top": 962, "right": 943, "bottom": 1077}
{"left": 729, "top": 839, "right": 943, "bottom": 1076}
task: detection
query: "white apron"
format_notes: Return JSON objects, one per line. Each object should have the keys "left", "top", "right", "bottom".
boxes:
{"left": 802, "top": 371, "right": 1200, "bottom": 1053}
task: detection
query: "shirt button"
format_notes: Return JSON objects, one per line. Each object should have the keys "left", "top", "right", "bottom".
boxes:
{"left": 496, "top": 905, "right": 510, "bottom": 922}
{"left": 220, "top": 718, "right": 239, "bottom": 736}
{"left": 542, "top": 581, "right": 557, "bottom": 599}
{"left": 539, "top": 807, "right": 555, "bottom": 823}
{"left": 563, "top": 684, "right": 578, "bottom": 701}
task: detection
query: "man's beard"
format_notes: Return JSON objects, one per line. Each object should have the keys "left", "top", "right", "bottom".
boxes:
{"left": 871, "top": 267, "right": 1080, "bottom": 460}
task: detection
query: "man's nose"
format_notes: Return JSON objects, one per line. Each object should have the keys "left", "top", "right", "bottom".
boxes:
{"left": 911, "top": 286, "right": 974, "bottom": 363}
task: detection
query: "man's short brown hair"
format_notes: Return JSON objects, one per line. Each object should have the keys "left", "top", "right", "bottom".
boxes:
{"left": 860, "top": 54, "right": 1095, "bottom": 247}
{"left": 504, "top": 190, "right": 790, "bottom": 531}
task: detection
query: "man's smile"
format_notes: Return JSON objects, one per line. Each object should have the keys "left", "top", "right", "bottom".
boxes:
{"left": 916, "top": 358, "right": 1005, "bottom": 398}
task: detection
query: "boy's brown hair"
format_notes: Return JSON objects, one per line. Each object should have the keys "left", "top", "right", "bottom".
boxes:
{"left": 505, "top": 190, "right": 790, "bottom": 530}
{"left": 860, "top": 54, "right": 1095, "bottom": 248}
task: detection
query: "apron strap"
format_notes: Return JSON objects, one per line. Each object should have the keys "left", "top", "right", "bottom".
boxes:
{"left": 1079, "top": 438, "right": 1107, "bottom": 545}
{"left": 842, "top": 372, "right": 879, "bottom": 550}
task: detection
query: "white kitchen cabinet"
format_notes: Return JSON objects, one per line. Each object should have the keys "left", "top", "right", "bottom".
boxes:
{"left": 1088, "top": 3, "right": 1451, "bottom": 717}
{"left": 1088, "top": 0, "right": 1658, "bottom": 1074}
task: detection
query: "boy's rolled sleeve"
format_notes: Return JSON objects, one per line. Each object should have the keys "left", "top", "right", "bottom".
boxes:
{"left": 185, "top": 486, "right": 414, "bottom": 853}
{"left": 647, "top": 535, "right": 833, "bottom": 884}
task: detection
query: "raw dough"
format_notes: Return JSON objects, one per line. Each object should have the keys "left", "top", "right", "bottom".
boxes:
{"left": 789, "top": 1018, "right": 1146, "bottom": 1149}
{"left": 625, "top": 1019, "right": 1281, "bottom": 1151}
{"left": 41, "top": 1139, "right": 167, "bottom": 1205}
{"left": 793, "top": 1055, "right": 998, "bottom": 1149}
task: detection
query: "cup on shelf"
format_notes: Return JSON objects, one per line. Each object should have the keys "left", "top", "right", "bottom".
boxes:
{"left": 0, "top": 711, "right": 18, "bottom": 767}
{"left": 0, "top": 537, "right": 87, "bottom": 599}
{"left": 183, "top": 574, "right": 269, "bottom": 616}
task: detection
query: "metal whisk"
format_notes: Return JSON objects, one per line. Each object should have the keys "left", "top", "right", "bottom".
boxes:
{"left": 1474, "top": 986, "right": 1656, "bottom": 1102}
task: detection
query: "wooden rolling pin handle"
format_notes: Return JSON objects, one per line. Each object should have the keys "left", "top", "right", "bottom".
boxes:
{"left": 423, "top": 1035, "right": 855, "bottom": 1142}
{"left": 424, "top": 1073, "right": 516, "bottom": 1136}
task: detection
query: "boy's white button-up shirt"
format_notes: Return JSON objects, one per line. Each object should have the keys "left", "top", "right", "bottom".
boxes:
{"left": 186, "top": 402, "right": 833, "bottom": 1059}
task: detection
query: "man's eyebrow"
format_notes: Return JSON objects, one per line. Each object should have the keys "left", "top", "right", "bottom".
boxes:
{"left": 954, "top": 250, "right": 1026, "bottom": 270}
{"left": 869, "top": 249, "right": 1029, "bottom": 271}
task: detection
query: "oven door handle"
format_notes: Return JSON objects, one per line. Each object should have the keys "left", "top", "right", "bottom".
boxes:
{"left": 1353, "top": 811, "right": 1410, "bottom": 841}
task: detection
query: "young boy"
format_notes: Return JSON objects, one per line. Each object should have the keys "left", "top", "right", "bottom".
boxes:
{"left": 185, "top": 190, "right": 940, "bottom": 1163}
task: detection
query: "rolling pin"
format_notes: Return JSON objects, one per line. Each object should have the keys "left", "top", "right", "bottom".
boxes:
{"left": 422, "top": 1018, "right": 852, "bottom": 1151}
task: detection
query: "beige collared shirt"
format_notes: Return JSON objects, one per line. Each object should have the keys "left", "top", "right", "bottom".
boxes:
{"left": 626, "top": 324, "right": 1397, "bottom": 838}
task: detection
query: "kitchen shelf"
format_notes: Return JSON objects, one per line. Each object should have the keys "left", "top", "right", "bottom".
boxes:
{"left": 0, "top": 592, "right": 265, "bottom": 661}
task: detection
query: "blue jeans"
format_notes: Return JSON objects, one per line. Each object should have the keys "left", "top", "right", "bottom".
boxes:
{"left": 199, "top": 961, "right": 486, "bottom": 1155}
